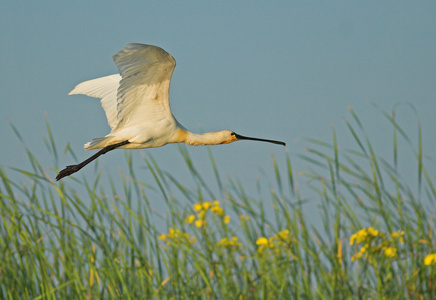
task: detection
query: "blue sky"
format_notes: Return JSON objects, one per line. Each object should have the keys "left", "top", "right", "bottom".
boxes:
{"left": 1, "top": 2, "right": 435, "bottom": 213}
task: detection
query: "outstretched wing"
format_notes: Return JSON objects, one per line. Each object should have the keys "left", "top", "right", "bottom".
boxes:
{"left": 69, "top": 74, "right": 121, "bottom": 130}
{"left": 112, "top": 43, "right": 177, "bottom": 130}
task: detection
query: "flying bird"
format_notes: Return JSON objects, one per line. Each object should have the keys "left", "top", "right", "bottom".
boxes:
{"left": 56, "top": 43, "right": 285, "bottom": 181}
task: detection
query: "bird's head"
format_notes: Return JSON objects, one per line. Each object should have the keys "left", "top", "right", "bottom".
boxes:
{"left": 219, "top": 130, "right": 286, "bottom": 146}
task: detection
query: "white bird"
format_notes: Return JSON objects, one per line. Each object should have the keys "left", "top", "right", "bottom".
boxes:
{"left": 56, "top": 43, "right": 285, "bottom": 181}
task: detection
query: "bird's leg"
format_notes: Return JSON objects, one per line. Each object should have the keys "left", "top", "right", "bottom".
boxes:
{"left": 56, "top": 140, "right": 130, "bottom": 181}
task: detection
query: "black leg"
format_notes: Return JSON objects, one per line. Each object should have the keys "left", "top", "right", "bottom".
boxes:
{"left": 56, "top": 140, "right": 130, "bottom": 181}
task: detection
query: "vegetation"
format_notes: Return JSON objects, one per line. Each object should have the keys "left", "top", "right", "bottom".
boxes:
{"left": 1, "top": 107, "right": 435, "bottom": 299}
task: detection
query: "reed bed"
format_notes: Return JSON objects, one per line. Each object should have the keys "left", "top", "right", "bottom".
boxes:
{"left": 1, "top": 107, "right": 435, "bottom": 299}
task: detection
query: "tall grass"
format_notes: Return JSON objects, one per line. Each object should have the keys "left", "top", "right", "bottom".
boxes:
{"left": 1, "top": 108, "right": 435, "bottom": 299}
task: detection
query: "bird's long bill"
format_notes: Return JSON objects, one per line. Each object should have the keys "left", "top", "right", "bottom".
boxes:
{"left": 234, "top": 133, "right": 286, "bottom": 146}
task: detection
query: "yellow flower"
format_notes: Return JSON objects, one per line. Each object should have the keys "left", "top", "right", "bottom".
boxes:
{"left": 351, "top": 246, "right": 366, "bottom": 261}
{"left": 185, "top": 215, "right": 195, "bottom": 224}
{"left": 256, "top": 236, "right": 274, "bottom": 253}
{"left": 256, "top": 230, "right": 294, "bottom": 254}
{"left": 224, "top": 215, "right": 230, "bottom": 224}
{"left": 230, "top": 237, "right": 242, "bottom": 248}
{"left": 168, "top": 228, "right": 177, "bottom": 238}
{"left": 191, "top": 201, "right": 229, "bottom": 226}
{"left": 350, "top": 228, "right": 405, "bottom": 263}
{"left": 278, "top": 229, "right": 290, "bottom": 241}
{"left": 350, "top": 229, "right": 367, "bottom": 245}
{"left": 256, "top": 237, "right": 268, "bottom": 245}
{"left": 211, "top": 206, "right": 224, "bottom": 216}
{"left": 350, "top": 227, "right": 378, "bottom": 245}
{"left": 367, "top": 227, "right": 379, "bottom": 237}
{"left": 158, "top": 227, "right": 196, "bottom": 245}
{"left": 217, "top": 237, "right": 229, "bottom": 247}
{"left": 424, "top": 253, "right": 436, "bottom": 266}
{"left": 383, "top": 247, "right": 397, "bottom": 258}
{"left": 391, "top": 231, "right": 405, "bottom": 244}
{"left": 217, "top": 236, "right": 242, "bottom": 248}
{"left": 195, "top": 219, "right": 204, "bottom": 228}
{"left": 202, "top": 202, "right": 212, "bottom": 210}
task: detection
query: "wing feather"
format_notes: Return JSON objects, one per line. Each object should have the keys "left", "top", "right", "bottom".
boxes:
{"left": 112, "top": 43, "right": 176, "bottom": 130}
{"left": 69, "top": 74, "right": 121, "bottom": 130}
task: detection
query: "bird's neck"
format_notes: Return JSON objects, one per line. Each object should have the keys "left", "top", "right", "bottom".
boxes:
{"left": 173, "top": 128, "right": 225, "bottom": 146}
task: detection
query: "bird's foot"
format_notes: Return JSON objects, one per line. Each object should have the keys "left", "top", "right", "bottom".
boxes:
{"left": 56, "top": 165, "right": 81, "bottom": 181}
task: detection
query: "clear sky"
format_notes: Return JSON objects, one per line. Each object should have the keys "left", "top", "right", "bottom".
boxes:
{"left": 1, "top": 2, "right": 435, "bottom": 216}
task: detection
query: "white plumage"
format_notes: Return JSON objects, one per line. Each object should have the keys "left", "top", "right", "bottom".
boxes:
{"left": 56, "top": 43, "right": 285, "bottom": 180}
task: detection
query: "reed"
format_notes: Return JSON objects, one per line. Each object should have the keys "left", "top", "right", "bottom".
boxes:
{"left": 1, "top": 108, "right": 434, "bottom": 299}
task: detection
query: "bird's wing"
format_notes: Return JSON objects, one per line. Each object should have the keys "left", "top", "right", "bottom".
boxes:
{"left": 112, "top": 43, "right": 176, "bottom": 130}
{"left": 69, "top": 74, "right": 121, "bottom": 130}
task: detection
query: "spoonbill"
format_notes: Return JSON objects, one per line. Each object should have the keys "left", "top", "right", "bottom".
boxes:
{"left": 56, "top": 43, "right": 285, "bottom": 181}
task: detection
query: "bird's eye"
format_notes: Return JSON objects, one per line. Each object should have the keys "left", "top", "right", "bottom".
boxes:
{"left": 231, "top": 132, "right": 235, "bottom": 136}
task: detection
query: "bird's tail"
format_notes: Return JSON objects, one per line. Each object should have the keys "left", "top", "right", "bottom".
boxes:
{"left": 84, "top": 137, "right": 116, "bottom": 150}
